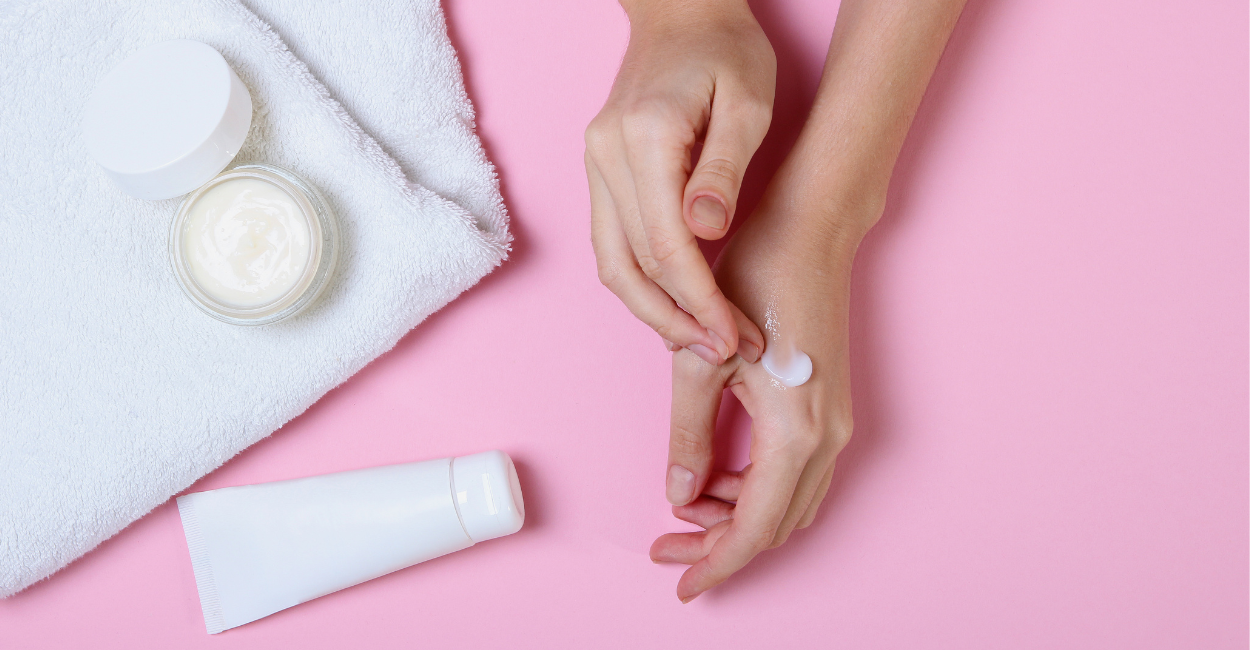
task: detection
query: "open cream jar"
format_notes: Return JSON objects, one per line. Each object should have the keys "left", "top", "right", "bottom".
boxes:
{"left": 83, "top": 39, "right": 338, "bottom": 325}
{"left": 171, "top": 165, "right": 338, "bottom": 325}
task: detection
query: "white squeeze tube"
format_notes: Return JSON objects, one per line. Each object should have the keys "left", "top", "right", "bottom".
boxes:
{"left": 176, "top": 450, "right": 525, "bottom": 634}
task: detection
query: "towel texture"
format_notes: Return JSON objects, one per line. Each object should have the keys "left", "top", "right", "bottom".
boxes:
{"left": 0, "top": 0, "right": 508, "bottom": 597}
{"left": 240, "top": 0, "right": 508, "bottom": 240}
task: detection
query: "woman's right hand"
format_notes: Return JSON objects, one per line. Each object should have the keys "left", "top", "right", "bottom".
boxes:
{"left": 584, "top": 0, "right": 775, "bottom": 365}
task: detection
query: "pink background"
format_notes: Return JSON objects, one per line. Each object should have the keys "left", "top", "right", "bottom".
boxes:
{"left": 3, "top": 0, "right": 1246, "bottom": 647}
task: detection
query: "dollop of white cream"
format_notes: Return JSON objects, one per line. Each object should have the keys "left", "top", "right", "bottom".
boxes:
{"left": 760, "top": 301, "right": 812, "bottom": 387}
{"left": 181, "top": 177, "right": 310, "bottom": 309}
{"left": 762, "top": 346, "right": 813, "bottom": 387}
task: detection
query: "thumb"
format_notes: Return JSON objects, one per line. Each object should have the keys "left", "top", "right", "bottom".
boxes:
{"left": 667, "top": 351, "right": 729, "bottom": 506}
{"left": 683, "top": 90, "right": 772, "bottom": 240}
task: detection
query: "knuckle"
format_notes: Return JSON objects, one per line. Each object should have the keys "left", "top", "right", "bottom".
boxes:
{"left": 691, "top": 280, "right": 722, "bottom": 311}
{"left": 595, "top": 261, "right": 623, "bottom": 292}
{"left": 674, "top": 346, "right": 722, "bottom": 379}
{"left": 645, "top": 231, "right": 682, "bottom": 268}
{"left": 693, "top": 157, "right": 741, "bottom": 189}
{"left": 653, "top": 312, "right": 696, "bottom": 348}
{"left": 829, "top": 417, "right": 854, "bottom": 453}
{"left": 583, "top": 119, "right": 614, "bottom": 162}
{"left": 742, "top": 528, "right": 774, "bottom": 553}
{"left": 652, "top": 321, "right": 675, "bottom": 342}
{"left": 621, "top": 99, "right": 679, "bottom": 143}
{"left": 669, "top": 425, "right": 708, "bottom": 457}
{"left": 636, "top": 253, "right": 664, "bottom": 281}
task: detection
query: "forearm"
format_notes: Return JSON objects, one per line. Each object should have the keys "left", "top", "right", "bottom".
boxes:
{"left": 716, "top": 0, "right": 966, "bottom": 349}
{"left": 784, "top": 0, "right": 967, "bottom": 234}
{"left": 617, "top": 0, "right": 750, "bottom": 26}
{"left": 619, "top": 0, "right": 751, "bottom": 22}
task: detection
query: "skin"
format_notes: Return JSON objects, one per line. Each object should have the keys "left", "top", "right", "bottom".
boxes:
{"left": 585, "top": 0, "right": 774, "bottom": 366}
{"left": 586, "top": 0, "right": 967, "bottom": 602}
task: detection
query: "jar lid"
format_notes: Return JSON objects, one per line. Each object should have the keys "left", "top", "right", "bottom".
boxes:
{"left": 83, "top": 40, "right": 252, "bottom": 200}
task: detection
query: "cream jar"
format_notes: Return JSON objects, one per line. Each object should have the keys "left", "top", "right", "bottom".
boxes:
{"left": 170, "top": 164, "right": 338, "bottom": 325}
{"left": 83, "top": 39, "right": 338, "bottom": 325}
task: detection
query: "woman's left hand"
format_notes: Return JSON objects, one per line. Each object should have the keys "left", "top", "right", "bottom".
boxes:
{"left": 648, "top": 167, "right": 880, "bottom": 603}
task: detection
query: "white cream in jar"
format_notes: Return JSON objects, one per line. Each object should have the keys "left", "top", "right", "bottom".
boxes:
{"left": 181, "top": 177, "right": 310, "bottom": 308}
{"left": 171, "top": 165, "right": 337, "bottom": 325}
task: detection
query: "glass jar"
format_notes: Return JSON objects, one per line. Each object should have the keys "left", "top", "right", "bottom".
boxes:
{"left": 169, "top": 164, "right": 339, "bottom": 325}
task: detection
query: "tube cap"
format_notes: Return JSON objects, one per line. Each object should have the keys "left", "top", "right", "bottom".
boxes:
{"left": 82, "top": 39, "right": 252, "bottom": 200}
{"left": 452, "top": 451, "right": 525, "bottom": 543}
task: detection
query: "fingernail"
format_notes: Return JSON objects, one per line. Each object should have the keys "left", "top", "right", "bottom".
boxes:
{"left": 738, "top": 340, "right": 760, "bottom": 363}
{"left": 706, "top": 329, "right": 730, "bottom": 360}
{"left": 686, "top": 344, "right": 719, "bottom": 366}
{"left": 680, "top": 592, "right": 701, "bottom": 604}
{"left": 666, "top": 465, "right": 696, "bottom": 506}
{"left": 663, "top": 339, "right": 675, "bottom": 352}
{"left": 691, "top": 196, "right": 727, "bottom": 230}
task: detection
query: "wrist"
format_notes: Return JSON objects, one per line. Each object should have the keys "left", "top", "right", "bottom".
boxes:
{"left": 733, "top": 190, "right": 868, "bottom": 285}
{"left": 763, "top": 157, "right": 886, "bottom": 254}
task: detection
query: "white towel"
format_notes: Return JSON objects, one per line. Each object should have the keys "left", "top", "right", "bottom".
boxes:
{"left": 0, "top": 0, "right": 509, "bottom": 597}
{"left": 239, "top": 0, "right": 508, "bottom": 239}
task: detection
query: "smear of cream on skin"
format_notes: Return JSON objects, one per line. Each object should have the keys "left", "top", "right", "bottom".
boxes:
{"left": 761, "top": 301, "right": 813, "bottom": 388}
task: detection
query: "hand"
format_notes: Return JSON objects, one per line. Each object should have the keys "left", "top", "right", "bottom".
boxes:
{"left": 585, "top": 0, "right": 774, "bottom": 365}
{"left": 648, "top": 168, "right": 880, "bottom": 602}
{"left": 624, "top": 0, "right": 965, "bottom": 603}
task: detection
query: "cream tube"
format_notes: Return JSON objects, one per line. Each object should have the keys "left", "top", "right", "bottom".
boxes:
{"left": 176, "top": 450, "right": 524, "bottom": 634}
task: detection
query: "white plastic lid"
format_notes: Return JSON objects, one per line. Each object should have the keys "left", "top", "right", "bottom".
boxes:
{"left": 452, "top": 450, "right": 525, "bottom": 543}
{"left": 82, "top": 39, "right": 252, "bottom": 200}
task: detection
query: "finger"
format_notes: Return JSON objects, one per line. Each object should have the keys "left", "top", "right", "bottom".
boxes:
{"left": 673, "top": 496, "right": 735, "bottom": 529}
{"left": 729, "top": 301, "right": 765, "bottom": 364}
{"left": 587, "top": 159, "right": 720, "bottom": 361}
{"left": 615, "top": 205, "right": 726, "bottom": 365}
{"left": 651, "top": 520, "right": 732, "bottom": 565}
{"left": 621, "top": 115, "right": 738, "bottom": 362}
{"left": 701, "top": 467, "right": 748, "bottom": 502}
{"left": 771, "top": 454, "right": 835, "bottom": 547}
{"left": 797, "top": 462, "right": 836, "bottom": 530}
{"left": 666, "top": 350, "right": 726, "bottom": 506}
{"left": 683, "top": 87, "right": 772, "bottom": 240}
{"left": 674, "top": 443, "right": 808, "bottom": 602}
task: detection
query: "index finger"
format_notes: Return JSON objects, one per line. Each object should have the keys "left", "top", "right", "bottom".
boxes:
{"left": 673, "top": 444, "right": 806, "bottom": 602}
{"left": 621, "top": 117, "right": 739, "bottom": 362}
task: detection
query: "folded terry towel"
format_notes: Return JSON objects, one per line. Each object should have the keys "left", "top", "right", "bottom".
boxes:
{"left": 240, "top": 0, "right": 508, "bottom": 240}
{"left": 0, "top": 0, "right": 509, "bottom": 597}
